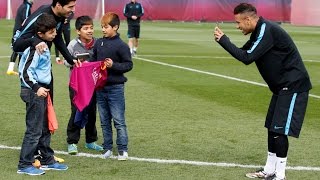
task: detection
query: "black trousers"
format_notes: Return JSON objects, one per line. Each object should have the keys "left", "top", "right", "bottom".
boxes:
{"left": 66, "top": 86, "right": 98, "bottom": 144}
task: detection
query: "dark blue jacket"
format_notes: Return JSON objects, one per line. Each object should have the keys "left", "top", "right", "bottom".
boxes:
{"left": 13, "top": 0, "right": 33, "bottom": 35}
{"left": 123, "top": 1, "right": 144, "bottom": 26}
{"left": 91, "top": 34, "right": 133, "bottom": 85}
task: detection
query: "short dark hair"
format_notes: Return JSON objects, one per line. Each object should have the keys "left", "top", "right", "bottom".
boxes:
{"left": 35, "top": 13, "right": 57, "bottom": 34}
{"left": 101, "top": 12, "right": 120, "bottom": 30}
{"left": 52, "top": 0, "right": 76, "bottom": 7}
{"left": 234, "top": 3, "right": 257, "bottom": 15}
{"left": 75, "top": 16, "right": 93, "bottom": 30}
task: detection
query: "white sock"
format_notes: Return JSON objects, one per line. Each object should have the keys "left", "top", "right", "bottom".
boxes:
{"left": 7, "top": 62, "right": 15, "bottom": 71}
{"left": 263, "top": 152, "right": 277, "bottom": 174}
{"left": 275, "top": 157, "right": 287, "bottom": 179}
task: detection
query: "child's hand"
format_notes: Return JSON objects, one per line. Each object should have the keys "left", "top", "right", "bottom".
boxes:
{"left": 35, "top": 42, "right": 48, "bottom": 54}
{"left": 73, "top": 59, "right": 82, "bottom": 67}
{"left": 105, "top": 58, "right": 113, "bottom": 68}
{"left": 36, "top": 87, "right": 49, "bottom": 97}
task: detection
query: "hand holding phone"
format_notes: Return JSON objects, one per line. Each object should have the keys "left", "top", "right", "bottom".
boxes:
{"left": 76, "top": 53, "right": 90, "bottom": 62}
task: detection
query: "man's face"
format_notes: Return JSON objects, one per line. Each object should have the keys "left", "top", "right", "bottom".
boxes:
{"left": 38, "top": 28, "right": 57, "bottom": 42}
{"left": 77, "top": 24, "right": 94, "bottom": 42}
{"left": 234, "top": 13, "right": 253, "bottom": 35}
{"left": 131, "top": 0, "right": 136, "bottom": 3}
{"left": 56, "top": 1, "right": 76, "bottom": 18}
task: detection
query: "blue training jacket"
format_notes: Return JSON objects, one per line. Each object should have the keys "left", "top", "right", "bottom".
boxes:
{"left": 19, "top": 45, "right": 52, "bottom": 92}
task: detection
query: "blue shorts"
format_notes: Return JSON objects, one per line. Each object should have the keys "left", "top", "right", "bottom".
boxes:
{"left": 127, "top": 25, "right": 140, "bottom": 39}
{"left": 265, "top": 91, "right": 309, "bottom": 138}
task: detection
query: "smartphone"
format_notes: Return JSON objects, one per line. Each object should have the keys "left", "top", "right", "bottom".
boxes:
{"left": 76, "top": 53, "right": 90, "bottom": 61}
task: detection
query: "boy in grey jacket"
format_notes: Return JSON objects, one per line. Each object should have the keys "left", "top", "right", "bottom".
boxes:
{"left": 66, "top": 16, "right": 103, "bottom": 155}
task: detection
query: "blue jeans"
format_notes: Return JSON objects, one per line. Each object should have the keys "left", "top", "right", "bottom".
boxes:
{"left": 96, "top": 84, "right": 128, "bottom": 152}
{"left": 18, "top": 88, "right": 55, "bottom": 169}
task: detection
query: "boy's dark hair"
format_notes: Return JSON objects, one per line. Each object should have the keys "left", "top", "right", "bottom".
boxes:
{"left": 35, "top": 13, "right": 57, "bottom": 34}
{"left": 101, "top": 12, "right": 120, "bottom": 30}
{"left": 75, "top": 16, "right": 93, "bottom": 30}
{"left": 52, "top": 0, "right": 76, "bottom": 7}
{"left": 234, "top": 3, "right": 257, "bottom": 15}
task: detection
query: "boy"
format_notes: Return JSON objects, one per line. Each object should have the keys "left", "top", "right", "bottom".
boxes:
{"left": 66, "top": 15, "right": 103, "bottom": 155}
{"left": 18, "top": 13, "right": 68, "bottom": 176}
{"left": 7, "top": 0, "right": 34, "bottom": 75}
{"left": 91, "top": 12, "right": 133, "bottom": 160}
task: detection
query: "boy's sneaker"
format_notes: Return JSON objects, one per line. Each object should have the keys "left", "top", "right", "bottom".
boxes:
{"left": 102, "top": 150, "right": 113, "bottom": 158}
{"left": 54, "top": 156, "right": 65, "bottom": 163}
{"left": 40, "top": 162, "right": 68, "bottom": 171}
{"left": 118, "top": 151, "right": 128, "bottom": 161}
{"left": 85, "top": 142, "right": 103, "bottom": 151}
{"left": 17, "top": 166, "right": 45, "bottom": 176}
{"left": 68, "top": 144, "right": 78, "bottom": 155}
{"left": 245, "top": 168, "right": 274, "bottom": 178}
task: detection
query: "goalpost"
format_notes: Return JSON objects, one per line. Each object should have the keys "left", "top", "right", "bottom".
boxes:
{"left": 6, "top": 0, "right": 12, "bottom": 20}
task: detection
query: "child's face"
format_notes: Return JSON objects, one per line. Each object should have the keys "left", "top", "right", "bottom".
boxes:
{"left": 77, "top": 24, "right": 94, "bottom": 42}
{"left": 38, "top": 28, "right": 57, "bottom": 42}
{"left": 101, "top": 24, "right": 117, "bottom": 38}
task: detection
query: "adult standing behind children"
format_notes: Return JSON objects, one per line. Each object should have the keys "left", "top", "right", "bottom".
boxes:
{"left": 123, "top": 0, "right": 144, "bottom": 57}
{"left": 7, "top": 0, "right": 34, "bottom": 75}
{"left": 66, "top": 15, "right": 103, "bottom": 155}
{"left": 91, "top": 12, "right": 133, "bottom": 160}
{"left": 214, "top": 3, "right": 312, "bottom": 180}
{"left": 18, "top": 13, "right": 68, "bottom": 176}
{"left": 12, "top": 0, "right": 80, "bottom": 101}
{"left": 55, "top": 11, "right": 74, "bottom": 64}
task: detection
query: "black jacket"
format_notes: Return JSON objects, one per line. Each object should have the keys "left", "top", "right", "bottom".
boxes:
{"left": 13, "top": 0, "right": 32, "bottom": 34}
{"left": 123, "top": 1, "right": 144, "bottom": 26}
{"left": 12, "top": 5, "right": 74, "bottom": 65}
{"left": 218, "top": 17, "right": 312, "bottom": 95}
{"left": 91, "top": 34, "right": 133, "bottom": 85}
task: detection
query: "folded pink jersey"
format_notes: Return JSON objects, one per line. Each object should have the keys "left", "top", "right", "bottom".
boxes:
{"left": 69, "top": 61, "right": 107, "bottom": 111}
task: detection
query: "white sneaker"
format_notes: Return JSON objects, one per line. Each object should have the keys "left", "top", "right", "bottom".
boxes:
{"left": 102, "top": 150, "right": 113, "bottom": 159}
{"left": 118, "top": 151, "right": 128, "bottom": 161}
{"left": 245, "top": 168, "right": 274, "bottom": 178}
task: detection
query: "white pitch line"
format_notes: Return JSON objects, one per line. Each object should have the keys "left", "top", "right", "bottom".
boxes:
{"left": 138, "top": 54, "right": 320, "bottom": 63}
{"left": 134, "top": 56, "right": 320, "bottom": 99}
{"left": 1, "top": 144, "right": 320, "bottom": 171}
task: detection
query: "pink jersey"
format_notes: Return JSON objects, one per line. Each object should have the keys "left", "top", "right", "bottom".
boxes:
{"left": 69, "top": 61, "right": 107, "bottom": 111}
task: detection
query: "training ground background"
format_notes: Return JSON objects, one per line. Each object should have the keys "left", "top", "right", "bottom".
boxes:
{"left": 0, "top": 20, "right": 319, "bottom": 179}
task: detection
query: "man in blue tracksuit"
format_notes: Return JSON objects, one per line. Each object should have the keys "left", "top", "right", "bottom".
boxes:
{"left": 7, "top": 0, "right": 34, "bottom": 75}
{"left": 13, "top": 0, "right": 78, "bottom": 101}
{"left": 123, "top": 0, "right": 144, "bottom": 56}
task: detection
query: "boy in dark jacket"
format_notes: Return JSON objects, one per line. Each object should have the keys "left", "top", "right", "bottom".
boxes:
{"left": 92, "top": 12, "right": 133, "bottom": 161}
